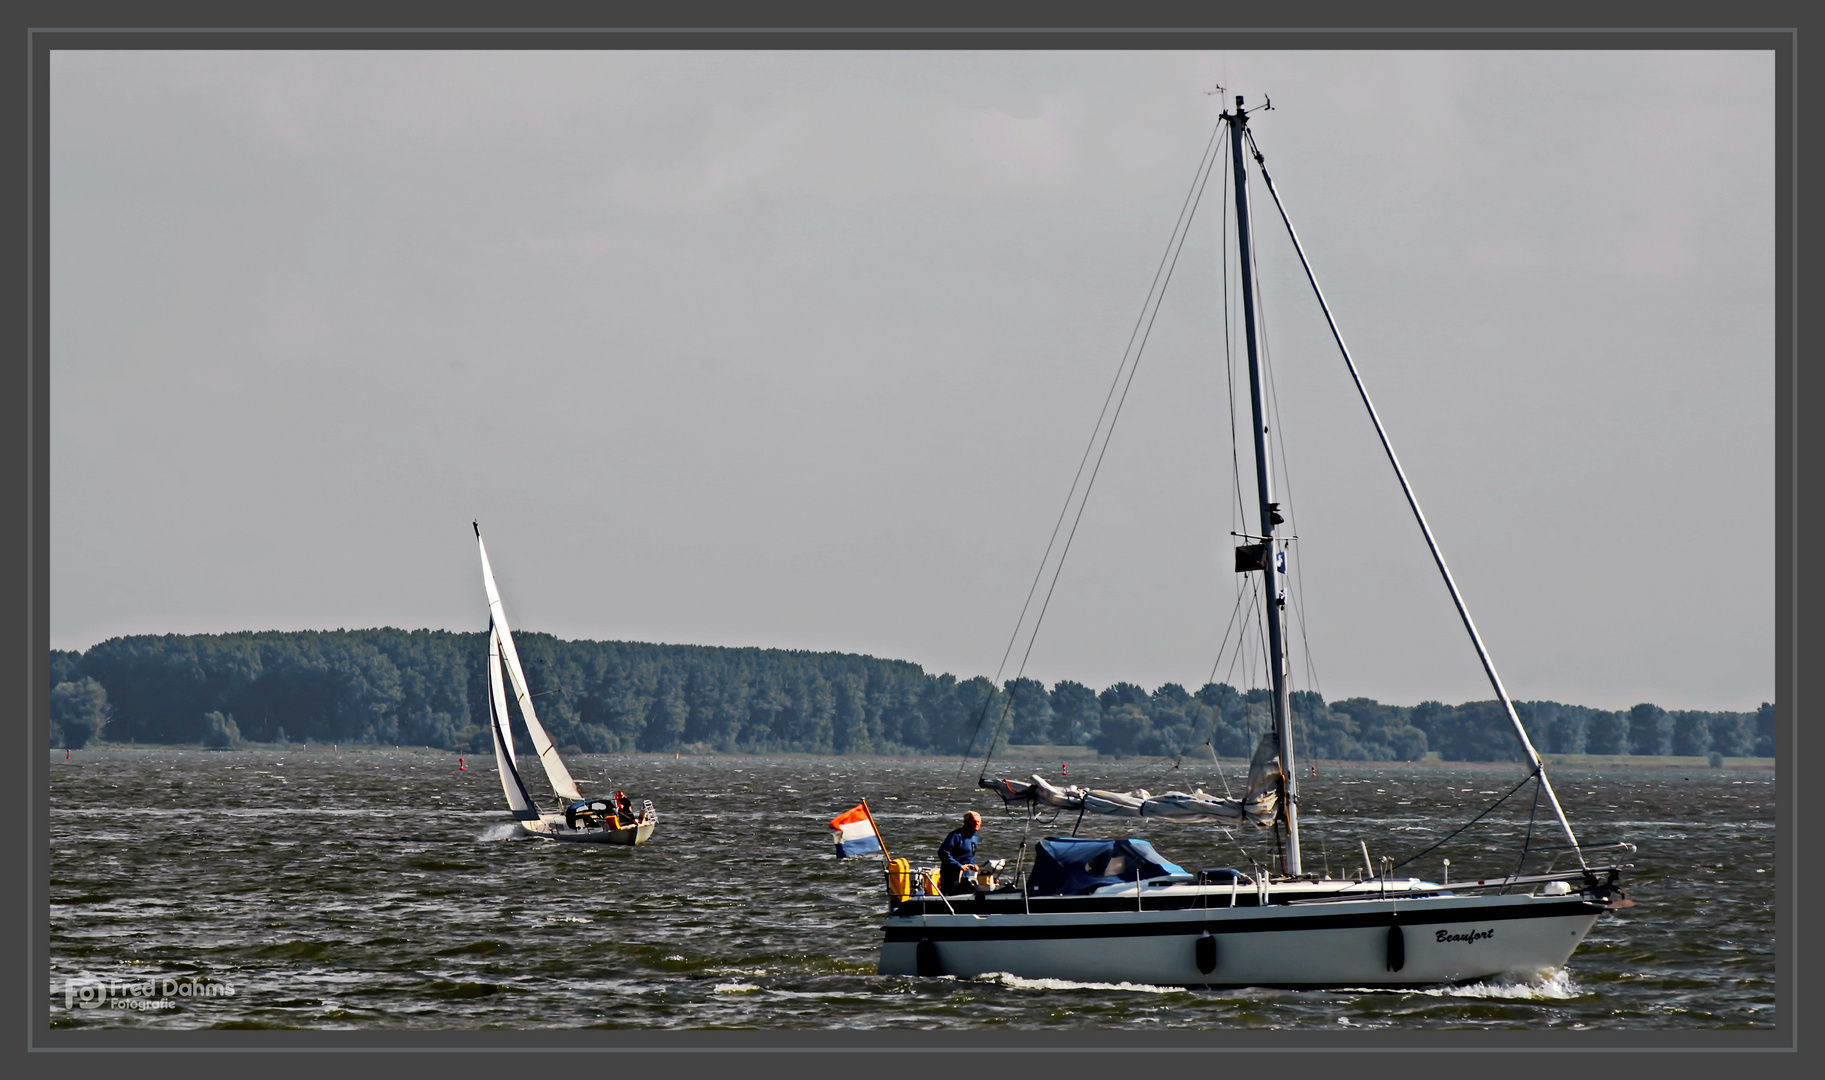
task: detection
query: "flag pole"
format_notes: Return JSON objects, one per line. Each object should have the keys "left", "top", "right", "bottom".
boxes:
{"left": 859, "top": 797, "right": 892, "bottom": 864}
{"left": 859, "top": 798, "right": 901, "bottom": 904}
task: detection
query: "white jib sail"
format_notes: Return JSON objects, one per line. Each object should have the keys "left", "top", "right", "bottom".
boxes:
{"left": 477, "top": 533, "right": 582, "bottom": 802}
{"left": 489, "top": 619, "right": 539, "bottom": 821}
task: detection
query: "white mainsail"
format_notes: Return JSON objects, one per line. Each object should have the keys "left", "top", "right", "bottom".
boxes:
{"left": 488, "top": 619, "right": 539, "bottom": 821}
{"left": 477, "top": 532, "right": 582, "bottom": 803}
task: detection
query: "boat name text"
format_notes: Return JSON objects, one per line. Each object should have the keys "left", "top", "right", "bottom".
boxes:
{"left": 1435, "top": 928, "right": 1496, "bottom": 945}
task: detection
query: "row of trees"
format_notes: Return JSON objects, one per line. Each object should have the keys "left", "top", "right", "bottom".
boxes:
{"left": 995, "top": 680, "right": 1772, "bottom": 763}
{"left": 48, "top": 630, "right": 1776, "bottom": 761}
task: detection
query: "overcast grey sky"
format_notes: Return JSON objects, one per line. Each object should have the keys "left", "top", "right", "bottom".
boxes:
{"left": 50, "top": 49, "right": 1774, "bottom": 712}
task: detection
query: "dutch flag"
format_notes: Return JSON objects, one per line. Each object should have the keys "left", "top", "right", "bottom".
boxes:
{"left": 829, "top": 803, "right": 883, "bottom": 858}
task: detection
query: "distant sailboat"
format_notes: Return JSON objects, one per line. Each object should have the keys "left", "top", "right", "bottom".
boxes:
{"left": 476, "top": 523, "right": 656, "bottom": 844}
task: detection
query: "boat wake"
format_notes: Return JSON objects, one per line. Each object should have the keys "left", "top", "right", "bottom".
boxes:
{"left": 1335, "top": 969, "right": 1581, "bottom": 1000}
{"left": 968, "top": 969, "right": 1580, "bottom": 1000}
{"left": 970, "top": 972, "right": 1182, "bottom": 995}
{"left": 476, "top": 823, "right": 525, "bottom": 842}
{"left": 1424, "top": 969, "right": 1583, "bottom": 1000}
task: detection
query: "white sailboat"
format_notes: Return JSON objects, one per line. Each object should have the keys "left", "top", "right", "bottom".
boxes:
{"left": 476, "top": 523, "right": 657, "bottom": 845}
{"left": 878, "top": 96, "right": 1633, "bottom": 988}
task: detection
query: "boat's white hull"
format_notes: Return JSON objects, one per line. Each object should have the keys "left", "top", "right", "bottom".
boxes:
{"left": 515, "top": 814, "right": 657, "bottom": 846}
{"left": 879, "top": 891, "right": 1602, "bottom": 988}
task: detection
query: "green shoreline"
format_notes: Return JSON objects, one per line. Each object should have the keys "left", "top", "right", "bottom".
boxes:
{"left": 50, "top": 742, "right": 1775, "bottom": 770}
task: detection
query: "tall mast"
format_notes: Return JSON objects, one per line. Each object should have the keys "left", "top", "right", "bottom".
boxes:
{"left": 1228, "top": 96, "right": 1301, "bottom": 877}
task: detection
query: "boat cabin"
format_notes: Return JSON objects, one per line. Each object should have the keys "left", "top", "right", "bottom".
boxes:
{"left": 1026, "top": 837, "right": 1192, "bottom": 896}
{"left": 563, "top": 799, "right": 614, "bottom": 830}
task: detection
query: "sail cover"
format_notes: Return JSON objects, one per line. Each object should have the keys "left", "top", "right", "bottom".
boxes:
{"left": 1025, "top": 837, "right": 1188, "bottom": 896}
{"left": 981, "top": 732, "right": 1283, "bottom": 828}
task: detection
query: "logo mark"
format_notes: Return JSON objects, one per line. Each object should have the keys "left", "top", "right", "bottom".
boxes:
{"left": 61, "top": 977, "right": 236, "bottom": 1011}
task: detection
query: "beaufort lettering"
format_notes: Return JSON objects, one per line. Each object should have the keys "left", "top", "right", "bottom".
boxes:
{"left": 1435, "top": 928, "right": 1496, "bottom": 945}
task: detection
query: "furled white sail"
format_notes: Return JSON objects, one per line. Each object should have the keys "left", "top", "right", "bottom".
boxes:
{"left": 1083, "top": 788, "right": 1149, "bottom": 816}
{"left": 488, "top": 619, "right": 539, "bottom": 821}
{"left": 477, "top": 533, "right": 582, "bottom": 802}
{"left": 982, "top": 733, "right": 1282, "bottom": 828}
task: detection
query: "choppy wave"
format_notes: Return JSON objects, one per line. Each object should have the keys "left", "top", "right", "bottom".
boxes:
{"left": 1435, "top": 969, "right": 1583, "bottom": 1000}
{"left": 49, "top": 752, "right": 1775, "bottom": 1030}
{"left": 1339, "top": 969, "right": 1583, "bottom": 1000}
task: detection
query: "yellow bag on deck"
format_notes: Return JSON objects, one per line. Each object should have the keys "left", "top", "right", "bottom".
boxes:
{"left": 886, "top": 858, "right": 912, "bottom": 903}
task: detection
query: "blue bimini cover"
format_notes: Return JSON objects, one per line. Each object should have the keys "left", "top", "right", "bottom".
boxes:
{"left": 1026, "top": 837, "right": 1189, "bottom": 896}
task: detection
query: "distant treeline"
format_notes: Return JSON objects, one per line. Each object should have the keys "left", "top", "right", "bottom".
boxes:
{"left": 48, "top": 629, "right": 1776, "bottom": 762}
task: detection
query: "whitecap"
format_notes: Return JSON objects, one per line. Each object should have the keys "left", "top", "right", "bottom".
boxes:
{"left": 1405, "top": 969, "right": 1582, "bottom": 1000}
{"left": 971, "top": 972, "right": 1181, "bottom": 994}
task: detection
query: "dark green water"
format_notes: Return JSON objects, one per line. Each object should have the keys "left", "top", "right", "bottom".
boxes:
{"left": 46, "top": 749, "right": 1775, "bottom": 1029}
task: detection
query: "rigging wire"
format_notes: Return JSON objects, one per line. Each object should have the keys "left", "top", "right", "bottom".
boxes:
{"left": 1388, "top": 766, "right": 1538, "bottom": 873}
{"left": 1219, "top": 122, "right": 1314, "bottom": 867}
{"left": 1505, "top": 773, "right": 1545, "bottom": 890}
{"left": 1211, "top": 119, "right": 1262, "bottom": 715}
{"left": 1224, "top": 569, "right": 1264, "bottom": 693}
{"left": 1246, "top": 126, "right": 1585, "bottom": 868}
{"left": 1176, "top": 130, "right": 1255, "bottom": 793}
{"left": 1220, "top": 127, "right": 1256, "bottom": 668}
{"left": 964, "top": 114, "right": 1228, "bottom": 780}
{"left": 1165, "top": 206, "right": 1260, "bottom": 791}
{"left": 1250, "top": 209, "right": 1326, "bottom": 708}
{"left": 1186, "top": 132, "right": 1274, "bottom": 831}
{"left": 1215, "top": 133, "right": 1279, "bottom": 862}
{"left": 958, "top": 114, "right": 1231, "bottom": 781}
{"left": 1216, "top": 142, "right": 1283, "bottom": 876}
{"left": 1203, "top": 583, "right": 1253, "bottom": 693}
{"left": 1249, "top": 547, "right": 1271, "bottom": 698}
{"left": 1237, "top": 160, "right": 1319, "bottom": 824}
{"left": 1211, "top": 739, "right": 1236, "bottom": 799}
{"left": 1218, "top": 824, "right": 1257, "bottom": 869}
{"left": 974, "top": 116, "right": 1230, "bottom": 780}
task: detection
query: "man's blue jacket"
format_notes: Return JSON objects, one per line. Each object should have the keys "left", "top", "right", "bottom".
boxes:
{"left": 938, "top": 828, "right": 978, "bottom": 879}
